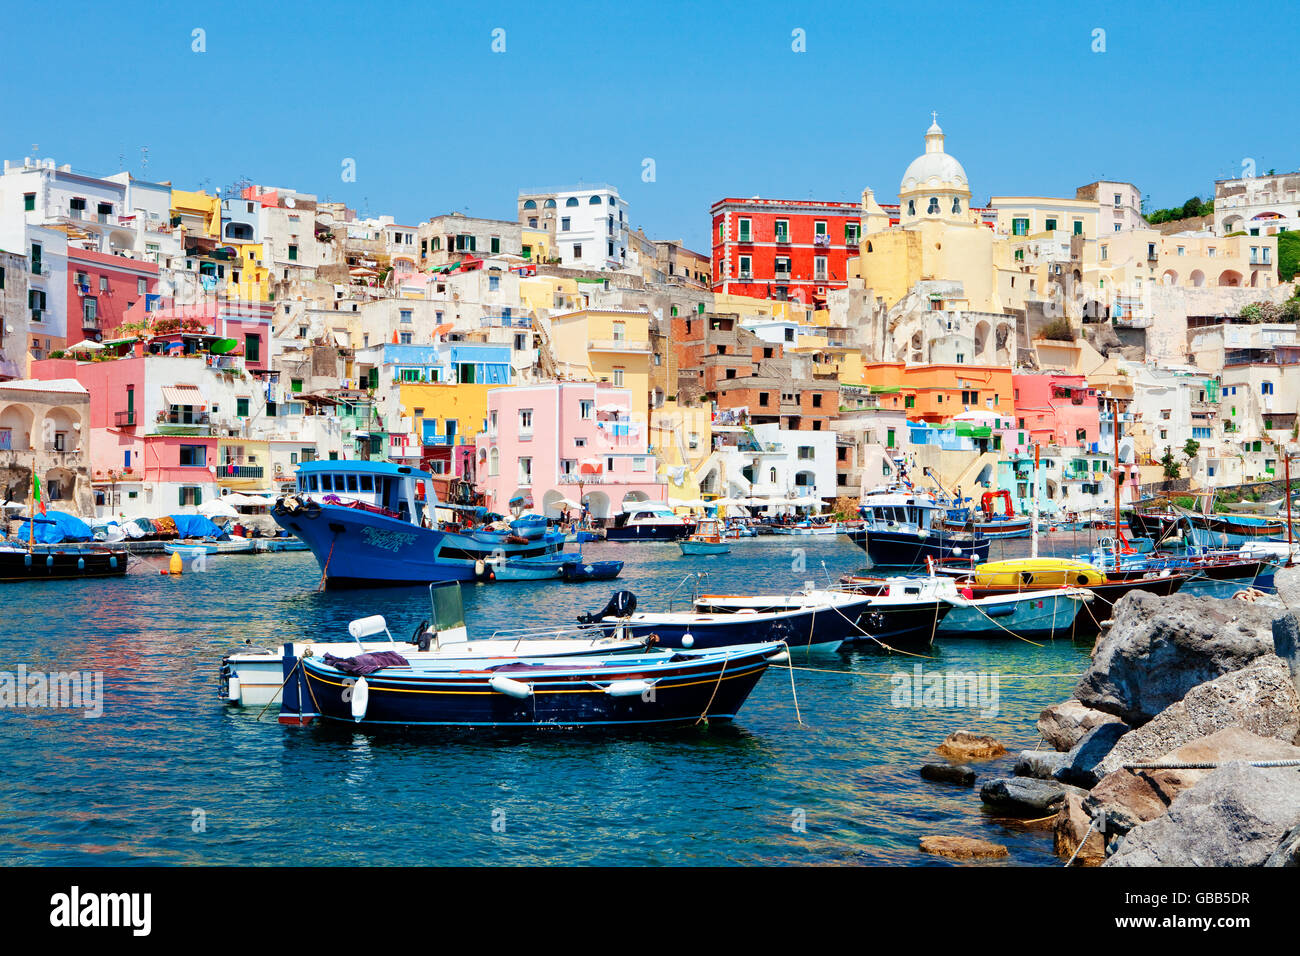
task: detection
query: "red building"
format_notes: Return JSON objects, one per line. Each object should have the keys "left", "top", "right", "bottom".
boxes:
{"left": 710, "top": 195, "right": 997, "bottom": 306}
{"left": 67, "top": 248, "right": 159, "bottom": 344}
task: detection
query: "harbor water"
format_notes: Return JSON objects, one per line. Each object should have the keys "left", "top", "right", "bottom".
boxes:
{"left": 0, "top": 533, "right": 1108, "bottom": 866}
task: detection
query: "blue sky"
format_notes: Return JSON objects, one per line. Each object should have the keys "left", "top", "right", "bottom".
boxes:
{"left": 3, "top": 0, "right": 1296, "bottom": 252}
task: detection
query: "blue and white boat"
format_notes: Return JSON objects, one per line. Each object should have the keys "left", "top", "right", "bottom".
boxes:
{"left": 843, "top": 488, "right": 989, "bottom": 569}
{"left": 272, "top": 460, "right": 565, "bottom": 588}
{"left": 486, "top": 552, "right": 581, "bottom": 581}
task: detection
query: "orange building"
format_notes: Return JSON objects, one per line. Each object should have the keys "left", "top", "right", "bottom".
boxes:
{"left": 855, "top": 363, "right": 1014, "bottom": 424}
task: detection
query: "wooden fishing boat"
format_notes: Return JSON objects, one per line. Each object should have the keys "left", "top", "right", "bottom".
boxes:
{"left": 221, "top": 581, "right": 650, "bottom": 708}
{"left": 286, "top": 642, "right": 783, "bottom": 728}
{"left": 678, "top": 517, "right": 730, "bottom": 555}
{"left": 0, "top": 543, "right": 129, "bottom": 582}
{"left": 844, "top": 488, "right": 989, "bottom": 568}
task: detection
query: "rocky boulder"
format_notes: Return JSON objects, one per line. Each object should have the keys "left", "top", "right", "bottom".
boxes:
{"left": 1266, "top": 824, "right": 1300, "bottom": 867}
{"left": 933, "top": 731, "right": 1006, "bottom": 762}
{"left": 1054, "top": 791, "right": 1105, "bottom": 866}
{"left": 1095, "top": 656, "right": 1300, "bottom": 777}
{"left": 1106, "top": 762, "right": 1300, "bottom": 866}
{"left": 919, "top": 763, "right": 976, "bottom": 786}
{"left": 1086, "top": 727, "right": 1300, "bottom": 835}
{"left": 980, "top": 777, "right": 1088, "bottom": 816}
{"left": 1075, "top": 591, "right": 1279, "bottom": 726}
{"left": 1014, "top": 750, "right": 1069, "bottom": 780}
{"left": 1272, "top": 566, "right": 1300, "bottom": 696}
{"left": 1055, "top": 722, "right": 1130, "bottom": 789}
{"left": 1037, "top": 699, "right": 1125, "bottom": 752}
{"left": 919, "top": 835, "right": 1009, "bottom": 860}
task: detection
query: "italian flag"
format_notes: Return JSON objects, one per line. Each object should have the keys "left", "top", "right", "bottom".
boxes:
{"left": 33, "top": 473, "right": 46, "bottom": 515}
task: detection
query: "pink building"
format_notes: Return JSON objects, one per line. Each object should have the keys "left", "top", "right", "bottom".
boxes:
{"left": 1011, "top": 373, "right": 1101, "bottom": 453}
{"left": 475, "top": 382, "right": 667, "bottom": 520}
{"left": 67, "top": 248, "right": 159, "bottom": 345}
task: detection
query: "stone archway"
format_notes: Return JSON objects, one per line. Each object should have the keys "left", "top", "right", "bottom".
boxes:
{"left": 42, "top": 405, "right": 83, "bottom": 454}
{"left": 0, "top": 403, "right": 35, "bottom": 451}
{"left": 584, "top": 490, "right": 612, "bottom": 520}
{"left": 1218, "top": 269, "right": 1243, "bottom": 287}
{"left": 1161, "top": 269, "right": 1178, "bottom": 286}
{"left": 1190, "top": 269, "right": 1205, "bottom": 288}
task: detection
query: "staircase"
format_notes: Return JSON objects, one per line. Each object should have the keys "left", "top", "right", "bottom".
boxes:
{"left": 531, "top": 315, "right": 561, "bottom": 380}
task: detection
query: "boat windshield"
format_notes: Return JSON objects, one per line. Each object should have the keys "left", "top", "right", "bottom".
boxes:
{"left": 430, "top": 581, "right": 466, "bottom": 632}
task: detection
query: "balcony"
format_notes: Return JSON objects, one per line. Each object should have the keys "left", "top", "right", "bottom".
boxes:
{"left": 114, "top": 410, "right": 136, "bottom": 427}
{"left": 44, "top": 442, "right": 79, "bottom": 455}
{"left": 218, "top": 464, "right": 263, "bottom": 479}
{"left": 774, "top": 233, "right": 791, "bottom": 244}
{"left": 588, "top": 338, "right": 650, "bottom": 352}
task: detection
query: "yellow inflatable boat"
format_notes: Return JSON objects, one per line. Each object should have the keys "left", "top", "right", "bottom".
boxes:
{"left": 970, "top": 558, "right": 1106, "bottom": 588}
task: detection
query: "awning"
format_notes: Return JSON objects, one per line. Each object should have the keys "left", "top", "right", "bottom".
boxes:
{"left": 162, "top": 385, "right": 205, "bottom": 407}
{"left": 332, "top": 331, "right": 350, "bottom": 348}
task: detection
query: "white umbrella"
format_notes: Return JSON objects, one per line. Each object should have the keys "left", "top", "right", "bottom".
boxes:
{"left": 198, "top": 498, "right": 239, "bottom": 519}
{"left": 556, "top": 497, "right": 581, "bottom": 509}
{"left": 713, "top": 497, "right": 745, "bottom": 507}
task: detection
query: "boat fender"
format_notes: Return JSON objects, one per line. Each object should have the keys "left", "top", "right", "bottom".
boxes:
{"left": 951, "top": 547, "right": 963, "bottom": 556}
{"left": 23, "top": 553, "right": 31, "bottom": 567}
{"left": 917, "top": 529, "right": 928, "bottom": 539}
{"left": 46, "top": 555, "right": 53, "bottom": 568}
{"left": 109, "top": 556, "right": 118, "bottom": 569}
{"left": 474, "top": 559, "right": 486, "bottom": 578}
{"left": 227, "top": 675, "right": 242, "bottom": 704}
{"left": 350, "top": 677, "right": 369, "bottom": 722}
{"left": 77, "top": 557, "right": 85, "bottom": 571}
{"left": 489, "top": 675, "right": 533, "bottom": 699}
{"left": 681, "top": 632, "right": 694, "bottom": 648}
{"left": 605, "top": 679, "right": 654, "bottom": 698}
{"left": 766, "top": 649, "right": 790, "bottom": 664}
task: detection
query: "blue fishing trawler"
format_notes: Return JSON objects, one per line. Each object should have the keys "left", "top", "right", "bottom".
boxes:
{"left": 271, "top": 460, "right": 565, "bottom": 588}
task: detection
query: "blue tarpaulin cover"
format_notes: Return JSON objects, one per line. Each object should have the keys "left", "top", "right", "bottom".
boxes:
{"left": 168, "top": 514, "right": 223, "bottom": 538}
{"left": 14, "top": 510, "right": 94, "bottom": 544}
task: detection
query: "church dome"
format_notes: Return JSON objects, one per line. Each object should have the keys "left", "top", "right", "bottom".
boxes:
{"left": 900, "top": 118, "right": 969, "bottom": 197}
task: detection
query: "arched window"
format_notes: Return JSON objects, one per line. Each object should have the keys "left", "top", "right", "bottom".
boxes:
{"left": 589, "top": 195, "right": 602, "bottom": 205}
{"left": 565, "top": 197, "right": 579, "bottom": 207}
{"left": 907, "top": 200, "right": 915, "bottom": 216}
{"left": 952, "top": 198, "right": 962, "bottom": 214}
{"left": 608, "top": 196, "right": 616, "bottom": 206}
{"left": 528, "top": 218, "right": 538, "bottom": 228}
{"left": 769, "top": 467, "right": 777, "bottom": 483}
{"left": 927, "top": 197, "right": 940, "bottom": 214}
{"left": 522, "top": 199, "right": 537, "bottom": 210}
{"left": 544, "top": 199, "right": 556, "bottom": 208}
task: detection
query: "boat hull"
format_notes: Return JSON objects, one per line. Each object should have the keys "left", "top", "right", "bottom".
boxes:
{"left": 274, "top": 502, "right": 564, "bottom": 588}
{"left": 678, "top": 540, "right": 730, "bottom": 555}
{"left": 288, "top": 646, "right": 774, "bottom": 727}
{"left": 843, "top": 527, "right": 989, "bottom": 568}
{"left": 0, "top": 546, "right": 129, "bottom": 582}
{"left": 605, "top": 523, "right": 691, "bottom": 542}
{"left": 940, "top": 591, "right": 1086, "bottom": 639}
{"left": 560, "top": 560, "right": 624, "bottom": 582}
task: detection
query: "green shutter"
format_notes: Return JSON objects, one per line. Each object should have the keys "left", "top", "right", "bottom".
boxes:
{"left": 491, "top": 237, "right": 500, "bottom": 254}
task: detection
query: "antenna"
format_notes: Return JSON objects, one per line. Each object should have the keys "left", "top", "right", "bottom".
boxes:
{"left": 141, "top": 146, "right": 149, "bottom": 174}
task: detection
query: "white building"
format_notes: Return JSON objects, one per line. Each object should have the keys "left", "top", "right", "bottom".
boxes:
{"left": 1215, "top": 170, "right": 1300, "bottom": 236}
{"left": 518, "top": 184, "right": 630, "bottom": 272}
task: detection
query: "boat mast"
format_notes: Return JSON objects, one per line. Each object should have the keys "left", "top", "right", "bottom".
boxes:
{"left": 1031, "top": 444, "right": 1040, "bottom": 559}
{"left": 1112, "top": 395, "right": 1122, "bottom": 565}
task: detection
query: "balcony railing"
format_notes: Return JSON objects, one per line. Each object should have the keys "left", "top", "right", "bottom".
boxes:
{"left": 115, "top": 410, "right": 136, "bottom": 427}
{"left": 218, "top": 464, "right": 263, "bottom": 479}
{"left": 588, "top": 338, "right": 650, "bottom": 352}
{"left": 44, "top": 442, "right": 78, "bottom": 454}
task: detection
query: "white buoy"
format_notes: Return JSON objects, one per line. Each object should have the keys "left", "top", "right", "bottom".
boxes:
{"left": 767, "top": 650, "right": 790, "bottom": 664}
{"left": 681, "top": 633, "right": 695, "bottom": 648}
{"left": 952, "top": 547, "right": 963, "bottom": 556}
{"left": 350, "top": 676, "right": 370, "bottom": 722}
{"left": 604, "top": 679, "right": 653, "bottom": 698}
{"left": 227, "top": 675, "right": 242, "bottom": 704}
{"left": 489, "top": 675, "right": 533, "bottom": 698}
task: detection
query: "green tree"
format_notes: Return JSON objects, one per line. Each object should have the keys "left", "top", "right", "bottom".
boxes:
{"left": 1161, "top": 448, "right": 1181, "bottom": 479}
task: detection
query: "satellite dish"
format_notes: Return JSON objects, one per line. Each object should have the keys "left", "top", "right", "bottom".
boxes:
{"left": 285, "top": 197, "right": 296, "bottom": 208}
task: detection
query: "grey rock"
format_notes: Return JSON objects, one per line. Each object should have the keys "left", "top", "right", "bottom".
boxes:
{"left": 1106, "top": 762, "right": 1300, "bottom": 866}
{"left": 1265, "top": 824, "right": 1300, "bottom": 867}
{"left": 1096, "top": 656, "right": 1300, "bottom": 777}
{"left": 980, "top": 776, "right": 1088, "bottom": 815}
{"left": 1055, "top": 722, "right": 1130, "bottom": 789}
{"left": 919, "top": 763, "right": 976, "bottom": 786}
{"left": 1273, "top": 612, "right": 1300, "bottom": 697}
{"left": 1275, "top": 565, "right": 1300, "bottom": 608}
{"left": 1076, "top": 591, "right": 1280, "bottom": 726}
{"left": 1014, "top": 750, "right": 1070, "bottom": 779}
{"left": 1037, "top": 699, "right": 1126, "bottom": 752}
{"left": 1086, "top": 727, "right": 1300, "bottom": 835}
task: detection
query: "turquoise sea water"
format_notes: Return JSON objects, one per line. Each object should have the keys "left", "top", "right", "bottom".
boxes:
{"left": 0, "top": 534, "right": 1096, "bottom": 866}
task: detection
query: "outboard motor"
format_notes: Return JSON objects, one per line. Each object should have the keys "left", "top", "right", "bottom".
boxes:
{"left": 577, "top": 590, "right": 637, "bottom": 624}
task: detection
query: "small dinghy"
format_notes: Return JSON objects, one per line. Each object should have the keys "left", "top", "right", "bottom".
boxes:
{"left": 678, "top": 517, "right": 730, "bottom": 555}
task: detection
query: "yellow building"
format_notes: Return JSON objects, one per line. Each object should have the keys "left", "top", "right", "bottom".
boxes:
{"left": 397, "top": 382, "right": 498, "bottom": 450}
{"left": 216, "top": 438, "right": 271, "bottom": 492}
{"left": 520, "top": 227, "right": 554, "bottom": 264}
{"left": 1093, "top": 229, "right": 1278, "bottom": 296}
{"left": 850, "top": 120, "right": 1002, "bottom": 311}
{"left": 170, "top": 189, "right": 220, "bottom": 239}
{"left": 649, "top": 400, "right": 713, "bottom": 503}
{"left": 519, "top": 274, "right": 584, "bottom": 314}
{"left": 711, "top": 292, "right": 815, "bottom": 324}
{"left": 547, "top": 309, "right": 653, "bottom": 428}
{"left": 226, "top": 243, "right": 273, "bottom": 302}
